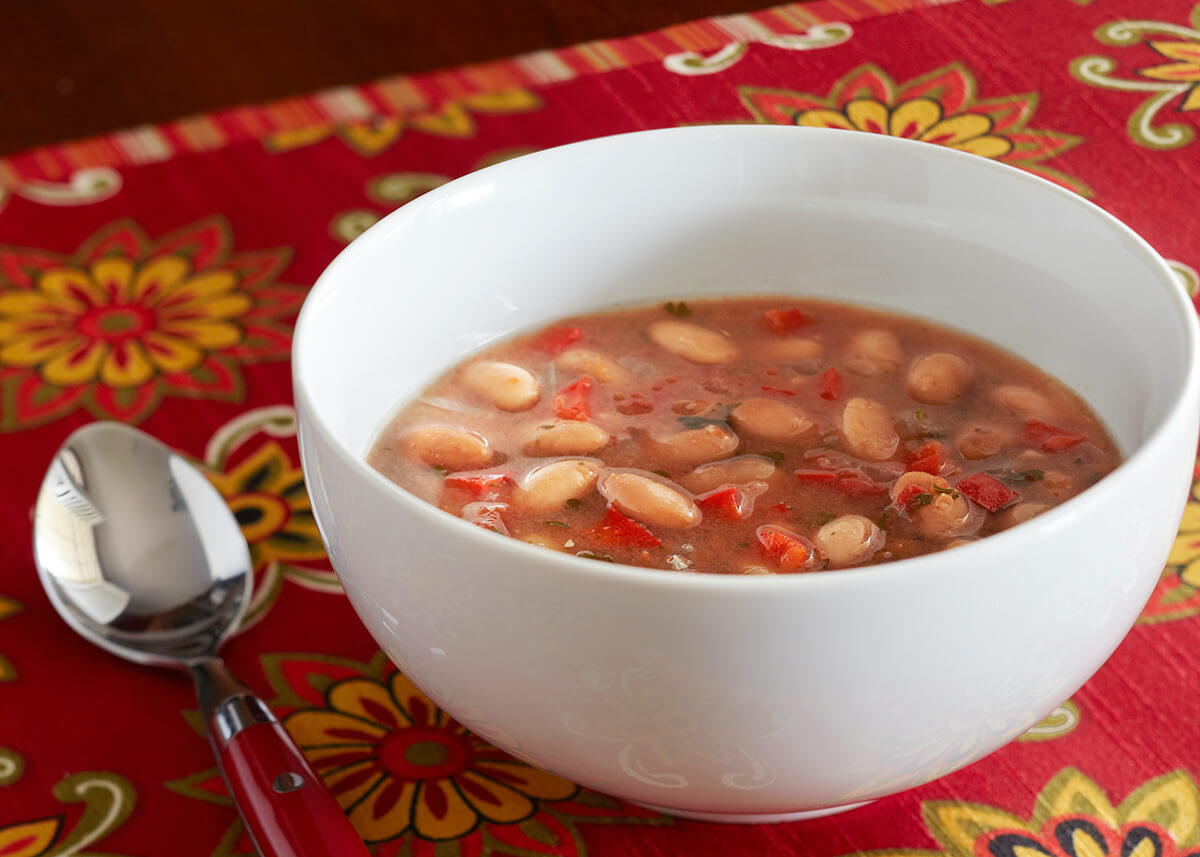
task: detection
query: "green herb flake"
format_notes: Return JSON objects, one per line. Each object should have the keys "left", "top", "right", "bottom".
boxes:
{"left": 432, "top": 465, "right": 449, "bottom": 474}
{"left": 915, "top": 409, "right": 927, "bottom": 420}
{"left": 663, "top": 300, "right": 692, "bottom": 317}
{"left": 1074, "top": 457, "right": 1083, "bottom": 465}
{"left": 910, "top": 493, "right": 934, "bottom": 507}
{"left": 1020, "top": 469, "right": 1045, "bottom": 481}
{"left": 763, "top": 451, "right": 786, "bottom": 465}
{"left": 923, "top": 431, "right": 948, "bottom": 440}
{"left": 821, "top": 558, "right": 831, "bottom": 570}
{"left": 576, "top": 550, "right": 615, "bottom": 562}
{"left": 878, "top": 512, "right": 890, "bottom": 530}
{"left": 565, "top": 498, "right": 583, "bottom": 510}
{"left": 932, "top": 484, "right": 959, "bottom": 498}
{"left": 544, "top": 521, "right": 570, "bottom": 529}
{"left": 652, "top": 469, "right": 672, "bottom": 478}
{"left": 735, "top": 541, "right": 751, "bottom": 549}
{"left": 678, "top": 403, "right": 736, "bottom": 431}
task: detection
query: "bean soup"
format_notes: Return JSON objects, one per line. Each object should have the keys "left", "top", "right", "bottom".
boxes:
{"left": 367, "top": 298, "right": 1120, "bottom": 574}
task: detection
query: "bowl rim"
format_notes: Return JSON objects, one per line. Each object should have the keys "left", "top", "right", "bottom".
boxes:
{"left": 293, "top": 123, "right": 1200, "bottom": 594}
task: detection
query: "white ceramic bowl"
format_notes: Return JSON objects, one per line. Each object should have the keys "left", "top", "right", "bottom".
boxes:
{"left": 293, "top": 126, "right": 1200, "bottom": 822}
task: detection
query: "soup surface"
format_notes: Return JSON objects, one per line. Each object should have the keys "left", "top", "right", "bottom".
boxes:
{"left": 368, "top": 298, "right": 1120, "bottom": 573}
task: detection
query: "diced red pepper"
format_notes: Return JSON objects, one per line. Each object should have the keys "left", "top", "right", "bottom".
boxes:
{"left": 756, "top": 525, "right": 812, "bottom": 571}
{"left": 833, "top": 472, "right": 888, "bottom": 498}
{"left": 592, "top": 505, "right": 661, "bottom": 549}
{"left": 906, "top": 441, "right": 943, "bottom": 475}
{"left": 463, "top": 502, "right": 510, "bottom": 535}
{"left": 762, "top": 308, "right": 814, "bottom": 334}
{"left": 795, "top": 468, "right": 887, "bottom": 497}
{"left": 769, "top": 502, "right": 792, "bottom": 515}
{"left": 444, "top": 473, "right": 511, "bottom": 499}
{"left": 1023, "top": 419, "right": 1086, "bottom": 453}
{"left": 697, "top": 487, "right": 744, "bottom": 521}
{"left": 958, "top": 473, "right": 1020, "bottom": 512}
{"left": 553, "top": 377, "right": 592, "bottom": 421}
{"left": 895, "top": 483, "right": 928, "bottom": 509}
{"left": 530, "top": 325, "right": 583, "bottom": 355}
{"left": 817, "top": 367, "right": 843, "bottom": 401}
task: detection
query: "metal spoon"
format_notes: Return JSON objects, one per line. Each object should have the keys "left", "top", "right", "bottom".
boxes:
{"left": 33, "top": 422, "right": 370, "bottom": 857}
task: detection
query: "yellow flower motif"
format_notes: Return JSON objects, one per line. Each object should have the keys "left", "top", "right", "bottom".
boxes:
{"left": 1140, "top": 40, "right": 1200, "bottom": 111}
{"left": 797, "top": 96, "right": 1013, "bottom": 158}
{"left": 846, "top": 768, "right": 1200, "bottom": 857}
{"left": 206, "top": 440, "right": 324, "bottom": 574}
{"left": 0, "top": 255, "right": 247, "bottom": 389}
{"left": 0, "top": 218, "right": 302, "bottom": 428}
{"left": 286, "top": 671, "right": 577, "bottom": 843}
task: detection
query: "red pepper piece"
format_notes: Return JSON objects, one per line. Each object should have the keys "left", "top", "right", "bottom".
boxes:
{"left": 958, "top": 473, "right": 1020, "bottom": 512}
{"left": 817, "top": 367, "right": 842, "bottom": 401}
{"left": 553, "top": 377, "right": 592, "bottom": 421}
{"left": 762, "top": 308, "right": 814, "bottom": 334}
{"left": 795, "top": 468, "right": 886, "bottom": 497}
{"left": 895, "top": 483, "right": 928, "bottom": 508}
{"left": 697, "top": 487, "right": 744, "bottom": 521}
{"left": 592, "top": 506, "right": 661, "bottom": 549}
{"left": 756, "top": 525, "right": 812, "bottom": 571}
{"left": 761, "top": 386, "right": 796, "bottom": 397}
{"left": 832, "top": 471, "right": 888, "bottom": 498}
{"left": 905, "top": 441, "right": 943, "bottom": 475}
{"left": 1023, "top": 419, "right": 1086, "bottom": 453}
{"left": 464, "top": 502, "right": 510, "bottom": 535}
{"left": 444, "top": 473, "right": 511, "bottom": 499}
{"left": 530, "top": 325, "right": 583, "bottom": 355}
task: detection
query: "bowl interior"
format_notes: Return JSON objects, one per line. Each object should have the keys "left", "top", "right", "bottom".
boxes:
{"left": 295, "top": 126, "right": 1191, "bottom": 468}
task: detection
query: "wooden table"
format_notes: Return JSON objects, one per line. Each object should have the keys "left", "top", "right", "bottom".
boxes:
{"left": 0, "top": 0, "right": 772, "bottom": 155}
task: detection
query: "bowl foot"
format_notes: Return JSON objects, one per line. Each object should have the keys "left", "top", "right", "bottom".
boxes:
{"left": 629, "top": 799, "right": 873, "bottom": 824}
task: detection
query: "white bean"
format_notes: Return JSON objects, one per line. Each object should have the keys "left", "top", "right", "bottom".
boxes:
{"left": 731, "top": 398, "right": 813, "bottom": 440}
{"left": 759, "top": 337, "right": 824, "bottom": 368}
{"left": 991, "top": 384, "right": 1055, "bottom": 419}
{"left": 599, "top": 471, "right": 700, "bottom": 528}
{"left": 404, "top": 426, "right": 492, "bottom": 470}
{"left": 955, "top": 423, "right": 1017, "bottom": 461}
{"left": 890, "top": 470, "right": 976, "bottom": 539}
{"left": 557, "top": 349, "right": 635, "bottom": 385}
{"left": 841, "top": 398, "right": 899, "bottom": 461}
{"left": 648, "top": 320, "right": 737, "bottom": 364}
{"left": 462, "top": 360, "right": 540, "bottom": 411}
{"left": 657, "top": 424, "right": 740, "bottom": 466}
{"left": 906, "top": 353, "right": 972, "bottom": 404}
{"left": 516, "top": 459, "right": 600, "bottom": 513}
{"left": 525, "top": 420, "right": 610, "bottom": 456}
{"left": 815, "top": 514, "right": 885, "bottom": 568}
{"left": 680, "top": 455, "right": 777, "bottom": 493}
{"left": 844, "top": 329, "right": 904, "bottom": 377}
{"left": 996, "top": 502, "right": 1051, "bottom": 527}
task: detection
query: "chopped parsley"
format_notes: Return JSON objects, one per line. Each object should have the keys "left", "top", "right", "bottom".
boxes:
{"left": 1001, "top": 469, "right": 1045, "bottom": 483}
{"left": 915, "top": 409, "right": 927, "bottom": 420}
{"left": 565, "top": 498, "right": 583, "bottom": 510}
{"left": 544, "top": 521, "right": 570, "bottom": 529}
{"left": 910, "top": 493, "right": 934, "bottom": 507}
{"left": 663, "top": 301, "right": 692, "bottom": 317}
{"left": 576, "top": 550, "right": 615, "bottom": 562}
{"left": 678, "top": 403, "right": 737, "bottom": 431}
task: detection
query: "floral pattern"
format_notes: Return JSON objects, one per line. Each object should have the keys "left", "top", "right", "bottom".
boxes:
{"left": 0, "top": 750, "right": 137, "bottom": 857}
{"left": 846, "top": 768, "right": 1200, "bottom": 857}
{"left": 1071, "top": 5, "right": 1200, "bottom": 150}
{"left": 1141, "top": 462, "right": 1200, "bottom": 623}
{"left": 266, "top": 89, "right": 542, "bottom": 156}
{"left": 0, "top": 218, "right": 304, "bottom": 429}
{"left": 167, "top": 651, "right": 669, "bottom": 855}
{"left": 0, "top": 596, "right": 19, "bottom": 682}
{"left": 737, "top": 62, "right": 1091, "bottom": 194}
{"left": 202, "top": 406, "right": 338, "bottom": 627}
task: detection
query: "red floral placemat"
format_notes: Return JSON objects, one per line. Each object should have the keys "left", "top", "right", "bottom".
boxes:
{"left": 3, "top": 0, "right": 1200, "bottom": 854}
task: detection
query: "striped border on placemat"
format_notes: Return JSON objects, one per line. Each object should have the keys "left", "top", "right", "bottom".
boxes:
{"left": 0, "top": 0, "right": 961, "bottom": 184}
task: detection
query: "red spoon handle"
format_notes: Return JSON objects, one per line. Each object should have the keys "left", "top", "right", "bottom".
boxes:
{"left": 220, "top": 719, "right": 370, "bottom": 857}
